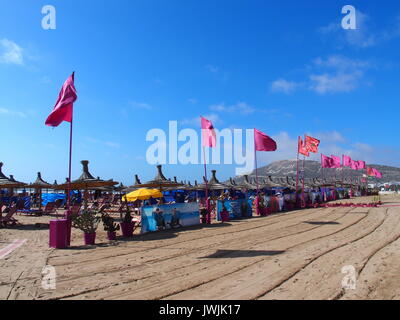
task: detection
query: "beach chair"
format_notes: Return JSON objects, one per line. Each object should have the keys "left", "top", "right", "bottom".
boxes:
{"left": 42, "top": 202, "right": 57, "bottom": 216}
{"left": 98, "top": 204, "right": 110, "bottom": 214}
{"left": 54, "top": 199, "right": 64, "bottom": 209}
{"left": 0, "top": 206, "right": 19, "bottom": 228}
{"left": 132, "top": 214, "right": 141, "bottom": 228}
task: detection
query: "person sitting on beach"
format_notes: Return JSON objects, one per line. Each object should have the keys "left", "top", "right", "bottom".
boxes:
{"left": 153, "top": 207, "right": 166, "bottom": 231}
{"left": 169, "top": 208, "right": 183, "bottom": 229}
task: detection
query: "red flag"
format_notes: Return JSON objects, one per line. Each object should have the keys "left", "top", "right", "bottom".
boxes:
{"left": 367, "top": 167, "right": 375, "bottom": 176}
{"left": 45, "top": 73, "right": 77, "bottom": 127}
{"left": 200, "top": 116, "right": 216, "bottom": 148}
{"left": 373, "top": 168, "right": 382, "bottom": 178}
{"left": 305, "top": 136, "right": 320, "bottom": 153}
{"left": 298, "top": 136, "right": 309, "bottom": 157}
{"left": 254, "top": 129, "right": 277, "bottom": 151}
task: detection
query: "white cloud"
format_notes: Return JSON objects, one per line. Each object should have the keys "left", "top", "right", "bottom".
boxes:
{"left": 271, "top": 79, "right": 300, "bottom": 94}
{"left": 309, "top": 131, "right": 346, "bottom": 143}
{"left": 309, "top": 72, "right": 362, "bottom": 94}
{"left": 105, "top": 141, "right": 120, "bottom": 148}
{"left": 188, "top": 98, "right": 198, "bottom": 104}
{"left": 205, "top": 65, "right": 219, "bottom": 73}
{"left": 180, "top": 113, "right": 221, "bottom": 126}
{"left": 313, "top": 55, "right": 372, "bottom": 71}
{"left": 210, "top": 102, "right": 256, "bottom": 115}
{"left": 130, "top": 101, "right": 153, "bottom": 110}
{"left": 272, "top": 55, "right": 371, "bottom": 95}
{"left": 0, "top": 39, "right": 24, "bottom": 65}
{"left": 319, "top": 10, "right": 400, "bottom": 48}
{"left": 86, "top": 137, "right": 120, "bottom": 148}
{"left": 0, "top": 107, "right": 27, "bottom": 118}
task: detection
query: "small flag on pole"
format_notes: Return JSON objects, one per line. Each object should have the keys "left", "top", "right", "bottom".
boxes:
{"left": 254, "top": 129, "right": 277, "bottom": 151}
{"left": 331, "top": 155, "right": 341, "bottom": 168}
{"left": 298, "top": 136, "right": 309, "bottom": 157}
{"left": 45, "top": 72, "right": 77, "bottom": 127}
{"left": 305, "top": 136, "right": 320, "bottom": 153}
{"left": 342, "top": 155, "right": 352, "bottom": 167}
{"left": 200, "top": 116, "right": 217, "bottom": 148}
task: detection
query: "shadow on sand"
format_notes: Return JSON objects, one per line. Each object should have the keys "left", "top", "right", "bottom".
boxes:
{"left": 201, "top": 249, "right": 285, "bottom": 259}
{"left": 304, "top": 221, "right": 340, "bottom": 225}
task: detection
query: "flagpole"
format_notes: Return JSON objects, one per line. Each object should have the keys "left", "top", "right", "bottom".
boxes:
{"left": 67, "top": 116, "right": 73, "bottom": 213}
{"left": 203, "top": 146, "right": 210, "bottom": 222}
{"left": 302, "top": 155, "right": 305, "bottom": 206}
{"left": 321, "top": 154, "right": 324, "bottom": 181}
{"left": 296, "top": 148, "right": 299, "bottom": 193}
{"left": 254, "top": 143, "right": 259, "bottom": 194}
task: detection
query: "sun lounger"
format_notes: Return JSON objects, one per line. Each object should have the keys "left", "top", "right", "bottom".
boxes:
{"left": 41, "top": 202, "right": 58, "bottom": 216}
{"left": 0, "top": 206, "right": 19, "bottom": 228}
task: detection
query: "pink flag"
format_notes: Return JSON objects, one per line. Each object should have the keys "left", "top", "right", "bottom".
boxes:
{"left": 200, "top": 116, "right": 216, "bottom": 148}
{"left": 342, "top": 155, "right": 352, "bottom": 167}
{"left": 357, "top": 161, "right": 366, "bottom": 170}
{"left": 321, "top": 154, "right": 334, "bottom": 168}
{"left": 331, "top": 155, "right": 341, "bottom": 168}
{"left": 350, "top": 160, "right": 359, "bottom": 170}
{"left": 254, "top": 129, "right": 277, "bottom": 152}
{"left": 373, "top": 168, "right": 382, "bottom": 178}
{"left": 45, "top": 72, "right": 77, "bottom": 127}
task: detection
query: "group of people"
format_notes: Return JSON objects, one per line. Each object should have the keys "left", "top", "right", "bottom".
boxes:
{"left": 152, "top": 207, "right": 183, "bottom": 230}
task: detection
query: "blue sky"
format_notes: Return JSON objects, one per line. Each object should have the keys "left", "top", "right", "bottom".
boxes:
{"left": 1, "top": 0, "right": 400, "bottom": 185}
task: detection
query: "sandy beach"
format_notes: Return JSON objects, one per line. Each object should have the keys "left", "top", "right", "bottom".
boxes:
{"left": 1, "top": 194, "right": 400, "bottom": 300}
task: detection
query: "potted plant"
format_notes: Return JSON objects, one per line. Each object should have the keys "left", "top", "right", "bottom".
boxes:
{"left": 102, "top": 213, "right": 120, "bottom": 240}
{"left": 119, "top": 203, "right": 136, "bottom": 237}
{"left": 71, "top": 210, "right": 101, "bottom": 245}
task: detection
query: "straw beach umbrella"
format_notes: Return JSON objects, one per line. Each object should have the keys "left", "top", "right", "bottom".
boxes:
{"left": 198, "top": 170, "right": 228, "bottom": 191}
{"left": 54, "top": 160, "right": 118, "bottom": 210}
{"left": 131, "top": 165, "right": 182, "bottom": 191}
{"left": 27, "top": 172, "right": 54, "bottom": 209}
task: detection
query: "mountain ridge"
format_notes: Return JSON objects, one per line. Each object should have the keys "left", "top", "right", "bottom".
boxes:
{"left": 232, "top": 160, "right": 400, "bottom": 184}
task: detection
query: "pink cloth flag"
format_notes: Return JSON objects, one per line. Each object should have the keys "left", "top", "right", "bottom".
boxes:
{"left": 45, "top": 72, "right": 77, "bottom": 127}
{"left": 357, "top": 160, "right": 366, "bottom": 170}
{"left": 331, "top": 155, "right": 341, "bottom": 168}
{"left": 321, "top": 154, "right": 334, "bottom": 168}
{"left": 200, "top": 116, "right": 216, "bottom": 148}
{"left": 342, "top": 155, "right": 352, "bottom": 167}
{"left": 350, "top": 160, "right": 359, "bottom": 170}
{"left": 373, "top": 168, "right": 382, "bottom": 178}
{"left": 254, "top": 129, "right": 277, "bottom": 151}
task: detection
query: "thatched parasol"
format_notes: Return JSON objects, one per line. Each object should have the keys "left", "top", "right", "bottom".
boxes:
{"left": 54, "top": 160, "right": 118, "bottom": 210}
{"left": 198, "top": 170, "right": 227, "bottom": 190}
{"left": 0, "top": 163, "right": 27, "bottom": 189}
{"left": 54, "top": 160, "right": 118, "bottom": 190}
{"left": 27, "top": 172, "right": 54, "bottom": 209}
{"left": 131, "top": 165, "right": 182, "bottom": 191}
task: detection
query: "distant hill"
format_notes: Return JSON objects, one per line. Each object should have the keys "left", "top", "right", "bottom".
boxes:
{"left": 233, "top": 160, "right": 400, "bottom": 184}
